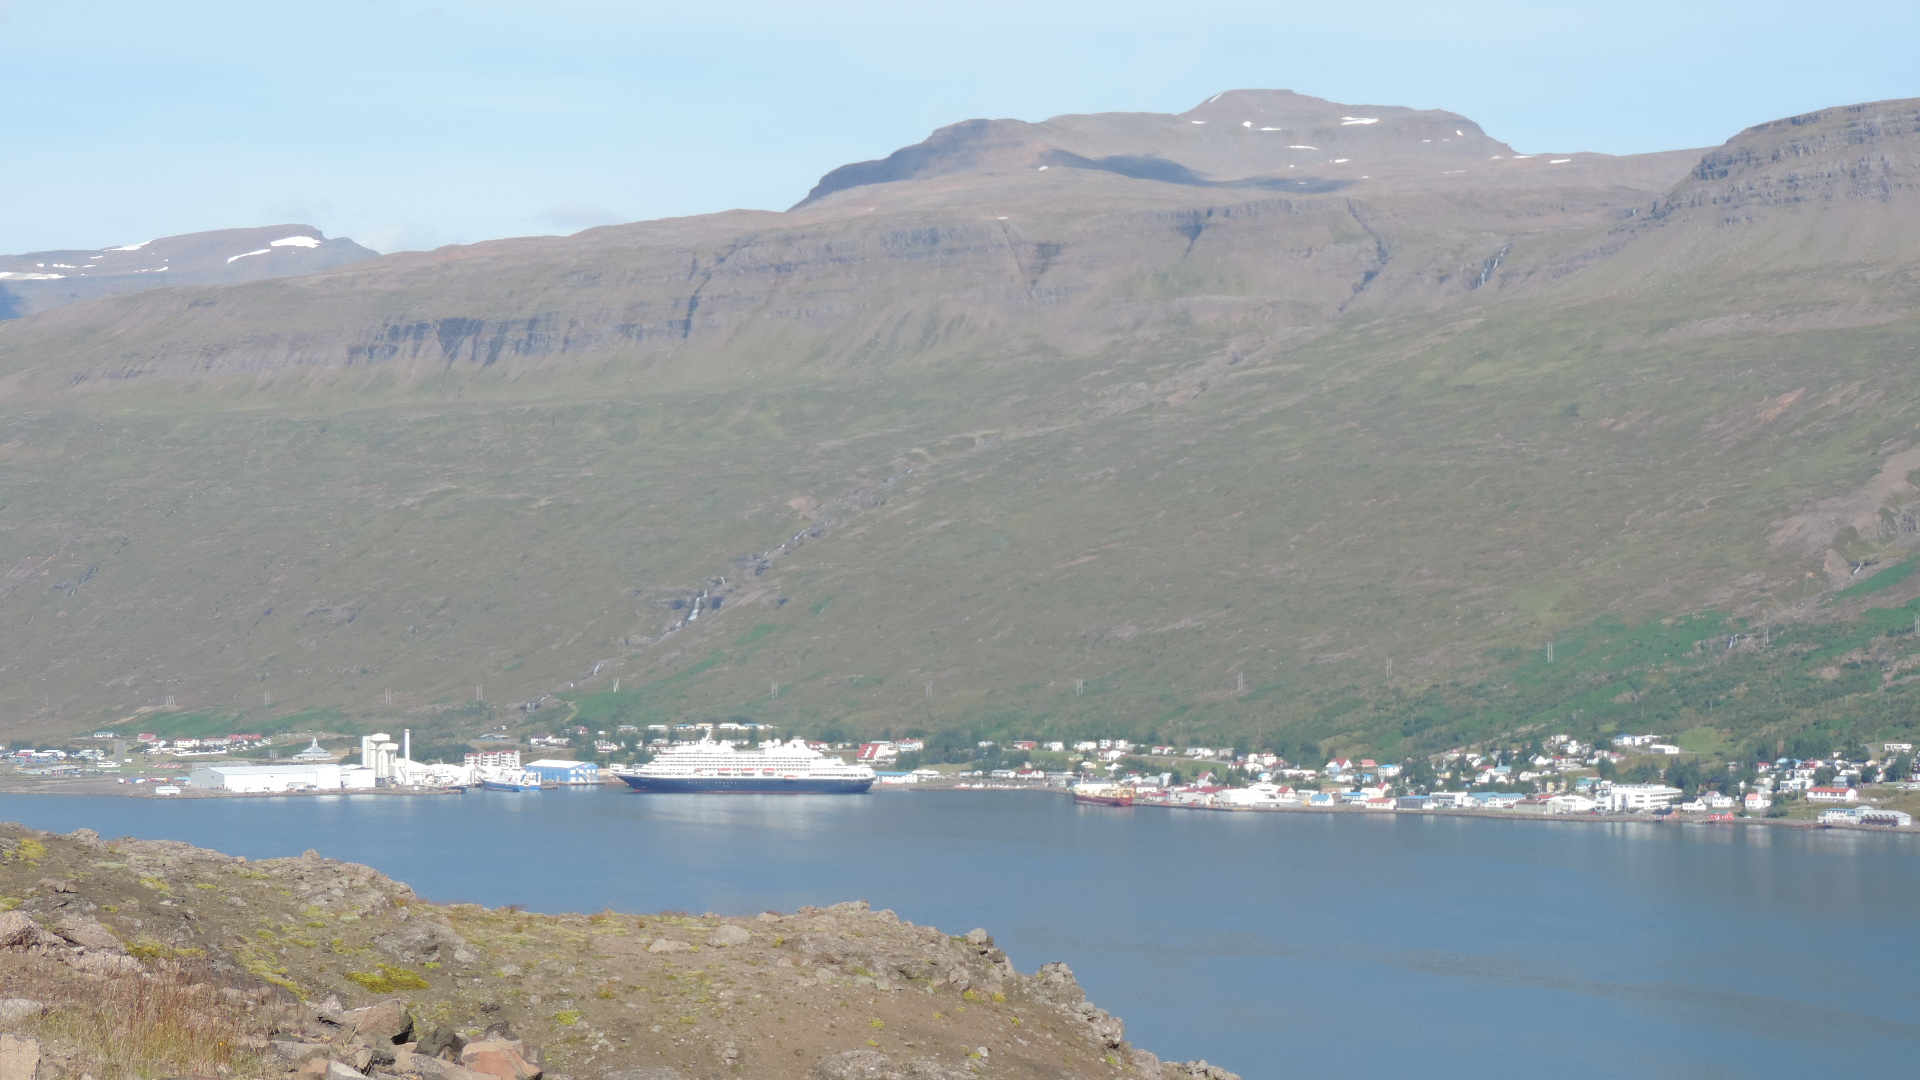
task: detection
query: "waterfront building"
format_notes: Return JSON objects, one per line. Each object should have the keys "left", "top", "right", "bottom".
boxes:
{"left": 524, "top": 759, "right": 600, "bottom": 784}
{"left": 1805, "top": 786, "right": 1860, "bottom": 803}
{"left": 187, "top": 763, "right": 376, "bottom": 792}
{"left": 1604, "top": 784, "right": 1683, "bottom": 812}
{"left": 360, "top": 733, "right": 401, "bottom": 780}
{"left": 1214, "top": 783, "right": 1296, "bottom": 808}
{"left": 466, "top": 749, "right": 522, "bottom": 770}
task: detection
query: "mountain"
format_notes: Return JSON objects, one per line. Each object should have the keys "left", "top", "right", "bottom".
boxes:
{"left": 0, "top": 225, "right": 378, "bottom": 319}
{"left": 0, "top": 92, "right": 1918, "bottom": 763}
{"left": 797, "top": 88, "right": 1522, "bottom": 204}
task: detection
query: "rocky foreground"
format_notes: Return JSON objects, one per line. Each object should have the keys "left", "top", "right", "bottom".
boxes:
{"left": 0, "top": 825, "right": 1234, "bottom": 1080}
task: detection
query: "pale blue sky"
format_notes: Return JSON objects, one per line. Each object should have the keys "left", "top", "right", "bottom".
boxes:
{"left": 3, "top": 0, "right": 1915, "bottom": 253}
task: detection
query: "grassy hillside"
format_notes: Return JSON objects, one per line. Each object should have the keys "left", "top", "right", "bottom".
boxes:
{"left": 1, "top": 96, "right": 1918, "bottom": 760}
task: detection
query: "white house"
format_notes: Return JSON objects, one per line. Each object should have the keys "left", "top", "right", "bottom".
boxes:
{"left": 1805, "top": 786, "right": 1860, "bottom": 803}
{"left": 1605, "top": 784, "right": 1683, "bottom": 812}
{"left": 1743, "top": 791, "right": 1772, "bottom": 812}
{"left": 1545, "top": 794, "right": 1598, "bottom": 814}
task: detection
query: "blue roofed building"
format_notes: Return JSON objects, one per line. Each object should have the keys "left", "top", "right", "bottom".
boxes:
{"left": 524, "top": 759, "right": 600, "bottom": 785}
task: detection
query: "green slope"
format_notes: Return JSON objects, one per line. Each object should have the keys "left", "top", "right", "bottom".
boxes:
{"left": 1, "top": 95, "right": 1918, "bottom": 762}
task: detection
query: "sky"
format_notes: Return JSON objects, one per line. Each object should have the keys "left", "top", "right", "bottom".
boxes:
{"left": 2, "top": 0, "right": 1916, "bottom": 254}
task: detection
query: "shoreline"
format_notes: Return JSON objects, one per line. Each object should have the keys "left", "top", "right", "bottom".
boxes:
{"left": 3, "top": 772, "right": 1915, "bottom": 836}
{"left": 928, "top": 782, "right": 1920, "bottom": 835}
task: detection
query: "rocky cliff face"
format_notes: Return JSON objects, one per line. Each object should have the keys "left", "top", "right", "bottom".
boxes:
{"left": 0, "top": 824, "right": 1228, "bottom": 1080}
{"left": 0, "top": 92, "right": 1688, "bottom": 393}
{"left": 1669, "top": 98, "right": 1920, "bottom": 220}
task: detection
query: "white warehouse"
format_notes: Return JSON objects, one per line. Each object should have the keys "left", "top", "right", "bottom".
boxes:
{"left": 188, "top": 763, "right": 376, "bottom": 793}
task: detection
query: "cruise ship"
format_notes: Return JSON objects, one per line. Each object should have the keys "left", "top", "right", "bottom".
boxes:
{"left": 613, "top": 737, "right": 875, "bottom": 794}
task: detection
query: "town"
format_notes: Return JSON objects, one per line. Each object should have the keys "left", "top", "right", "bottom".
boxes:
{"left": 4, "top": 722, "right": 1916, "bottom": 830}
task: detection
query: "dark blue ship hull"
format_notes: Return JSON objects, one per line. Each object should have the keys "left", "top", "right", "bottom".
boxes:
{"left": 617, "top": 774, "right": 874, "bottom": 794}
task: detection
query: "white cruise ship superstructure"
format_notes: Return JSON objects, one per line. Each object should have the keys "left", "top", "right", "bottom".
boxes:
{"left": 612, "top": 737, "right": 875, "bottom": 794}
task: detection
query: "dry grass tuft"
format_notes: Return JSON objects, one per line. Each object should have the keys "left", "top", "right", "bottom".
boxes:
{"left": 2, "top": 954, "right": 268, "bottom": 1080}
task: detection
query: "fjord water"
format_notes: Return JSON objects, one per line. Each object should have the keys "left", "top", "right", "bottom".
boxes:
{"left": 3, "top": 790, "right": 1916, "bottom": 1078}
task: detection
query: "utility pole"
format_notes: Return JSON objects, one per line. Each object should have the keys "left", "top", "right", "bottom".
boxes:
{"left": 925, "top": 681, "right": 933, "bottom": 699}
{"left": 1237, "top": 672, "right": 1245, "bottom": 694}
{"left": 771, "top": 682, "right": 779, "bottom": 699}
{"left": 476, "top": 684, "right": 483, "bottom": 701}
{"left": 1075, "top": 679, "right": 1084, "bottom": 696}
{"left": 1547, "top": 642, "right": 1555, "bottom": 663}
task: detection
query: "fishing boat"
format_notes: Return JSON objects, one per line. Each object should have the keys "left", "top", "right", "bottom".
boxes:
{"left": 479, "top": 769, "right": 543, "bottom": 792}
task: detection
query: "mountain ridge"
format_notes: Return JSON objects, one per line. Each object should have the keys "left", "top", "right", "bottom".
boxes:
{"left": 0, "top": 225, "right": 378, "bottom": 320}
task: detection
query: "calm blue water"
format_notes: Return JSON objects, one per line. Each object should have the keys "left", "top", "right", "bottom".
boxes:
{"left": 3, "top": 789, "right": 1916, "bottom": 1079}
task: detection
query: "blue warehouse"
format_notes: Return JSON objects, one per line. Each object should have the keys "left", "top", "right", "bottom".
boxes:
{"left": 523, "top": 758, "right": 600, "bottom": 785}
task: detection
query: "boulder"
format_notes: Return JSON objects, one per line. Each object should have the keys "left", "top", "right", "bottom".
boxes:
{"left": 48, "top": 917, "right": 121, "bottom": 953}
{"left": 460, "top": 1040, "right": 541, "bottom": 1080}
{"left": 268, "top": 1041, "right": 332, "bottom": 1069}
{"left": 0, "top": 1036, "right": 38, "bottom": 1080}
{"left": 0, "top": 1001, "right": 43, "bottom": 1028}
{"left": 0, "top": 913, "right": 59, "bottom": 951}
{"left": 341, "top": 999, "right": 414, "bottom": 1045}
{"left": 374, "top": 922, "right": 477, "bottom": 967}
{"left": 326, "top": 1061, "right": 370, "bottom": 1080}
{"left": 401, "top": 1051, "right": 485, "bottom": 1080}
{"left": 1032, "top": 961, "right": 1084, "bottom": 1006}
{"left": 1171, "top": 1061, "right": 1240, "bottom": 1080}
{"left": 963, "top": 929, "right": 992, "bottom": 948}
{"left": 811, "top": 1050, "right": 896, "bottom": 1080}
{"left": 706, "top": 925, "right": 751, "bottom": 948}
{"left": 646, "top": 938, "right": 692, "bottom": 954}
{"left": 66, "top": 952, "right": 141, "bottom": 976}
{"left": 414, "top": 1026, "right": 467, "bottom": 1061}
